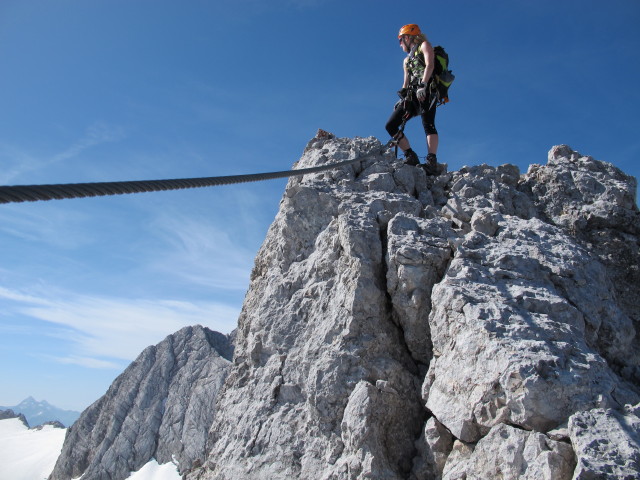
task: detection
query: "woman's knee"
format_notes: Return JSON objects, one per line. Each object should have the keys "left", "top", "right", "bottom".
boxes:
{"left": 386, "top": 117, "right": 401, "bottom": 137}
{"left": 421, "top": 106, "right": 437, "bottom": 135}
{"left": 425, "top": 123, "right": 438, "bottom": 135}
{"left": 386, "top": 105, "right": 406, "bottom": 137}
{"left": 385, "top": 123, "right": 398, "bottom": 137}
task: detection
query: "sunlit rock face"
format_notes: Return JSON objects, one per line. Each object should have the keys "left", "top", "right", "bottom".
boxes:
{"left": 189, "top": 134, "right": 639, "bottom": 479}
{"left": 51, "top": 133, "right": 640, "bottom": 480}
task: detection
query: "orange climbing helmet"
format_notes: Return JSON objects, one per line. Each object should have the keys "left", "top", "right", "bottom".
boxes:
{"left": 398, "top": 24, "right": 422, "bottom": 38}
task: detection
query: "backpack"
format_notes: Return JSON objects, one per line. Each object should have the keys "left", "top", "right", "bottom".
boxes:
{"left": 432, "top": 45, "right": 455, "bottom": 105}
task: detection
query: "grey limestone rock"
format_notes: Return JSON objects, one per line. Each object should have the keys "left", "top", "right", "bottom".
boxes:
{"left": 188, "top": 135, "right": 640, "bottom": 479}
{"left": 522, "top": 145, "right": 640, "bottom": 382}
{"left": 441, "top": 423, "right": 576, "bottom": 480}
{"left": 386, "top": 213, "right": 455, "bottom": 366}
{"left": 422, "top": 214, "right": 631, "bottom": 442}
{"left": 34, "top": 420, "right": 66, "bottom": 430}
{"left": 50, "top": 133, "right": 640, "bottom": 480}
{"left": 188, "top": 136, "right": 639, "bottom": 479}
{"left": 568, "top": 403, "right": 640, "bottom": 479}
{"left": 410, "top": 416, "right": 454, "bottom": 480}
{"left": 49, "top": 325, "right": 233, "bottom": 480}
{"left": 197, "top": 134, "right": 428, "bottom": 480}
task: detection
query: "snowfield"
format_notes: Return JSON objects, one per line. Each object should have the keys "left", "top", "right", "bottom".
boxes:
{"left": 121, "top": 460, "right": 182, "bottom": 480}
{"left": 0, "top": 418, "right": 180, "bottom": 480}
{"left": 0, "top": 417, "right": 66, "bottom": 480}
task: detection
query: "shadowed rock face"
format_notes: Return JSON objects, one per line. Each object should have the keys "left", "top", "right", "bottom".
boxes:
{"left": 50, "top": 133, "right": 640, "bottom": 480}
{"left": 49, "top": 325, "right": 233, "bottom": 480}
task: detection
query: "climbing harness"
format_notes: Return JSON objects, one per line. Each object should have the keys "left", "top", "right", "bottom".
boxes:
{"left": 0, "top": 149, "right": 385, "bottom": 205}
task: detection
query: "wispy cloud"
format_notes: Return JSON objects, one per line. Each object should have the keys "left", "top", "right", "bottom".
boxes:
{"left": 0, "top": 122, "right": 126, "bottom": 184}
{"left": 0, "top": 285, "right": 239, "bottom": 367}
{"left": 0, "top": 203, "right": 95, "bottom": 249}
{"left": 0, "top": 145, "right": 38, "bottom": 186}
{"left": 148, "top": 211, "right": 256, "bottom": 291}
{"left": 47, "top": 354, "right": 122, "bottom": 370}
{"left": 0, "top": 286, "right": 51, "bottom": 306}
{"left": 49, "top": 123, "right": 126, "bottom": 165}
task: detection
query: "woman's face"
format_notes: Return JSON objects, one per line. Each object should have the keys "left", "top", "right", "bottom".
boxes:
{"left": 399, "top": 35, "right": 411, "bottom": 53}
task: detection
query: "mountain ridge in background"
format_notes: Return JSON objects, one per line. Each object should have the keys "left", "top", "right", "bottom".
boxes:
{"left": 0, "top": 396, "right": 80, "bottom": 428}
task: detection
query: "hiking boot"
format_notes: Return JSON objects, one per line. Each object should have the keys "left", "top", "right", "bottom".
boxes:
{"left": 423, "top": 153, "right": 438, "bottom": 176}
{"left": 404, "top": 149, "right": 420, "bottom": 166}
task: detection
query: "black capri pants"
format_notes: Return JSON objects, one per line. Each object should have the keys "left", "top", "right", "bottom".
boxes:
{"left": 385, "top": 98, "right": 438, "bottom": 139}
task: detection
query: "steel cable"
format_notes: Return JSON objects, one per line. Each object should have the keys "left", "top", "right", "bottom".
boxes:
{"left": 0, "top": 150, "right": 382, "bottom": 205}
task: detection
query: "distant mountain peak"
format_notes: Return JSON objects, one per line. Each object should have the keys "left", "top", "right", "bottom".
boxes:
{"left": 0, "top": 397, "right": 80, "bottom": 428}
{"left": 19, "top": 396, "right": 47, "bottom": 407}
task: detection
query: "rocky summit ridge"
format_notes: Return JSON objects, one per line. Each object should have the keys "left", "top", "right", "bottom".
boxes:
{"left": 51, "top": 132, "right": 639, "bottom": 479}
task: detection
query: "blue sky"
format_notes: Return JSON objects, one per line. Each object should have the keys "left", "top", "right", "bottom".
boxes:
{"left": 1, "top": 0, "right": 638, "bottom": 412}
